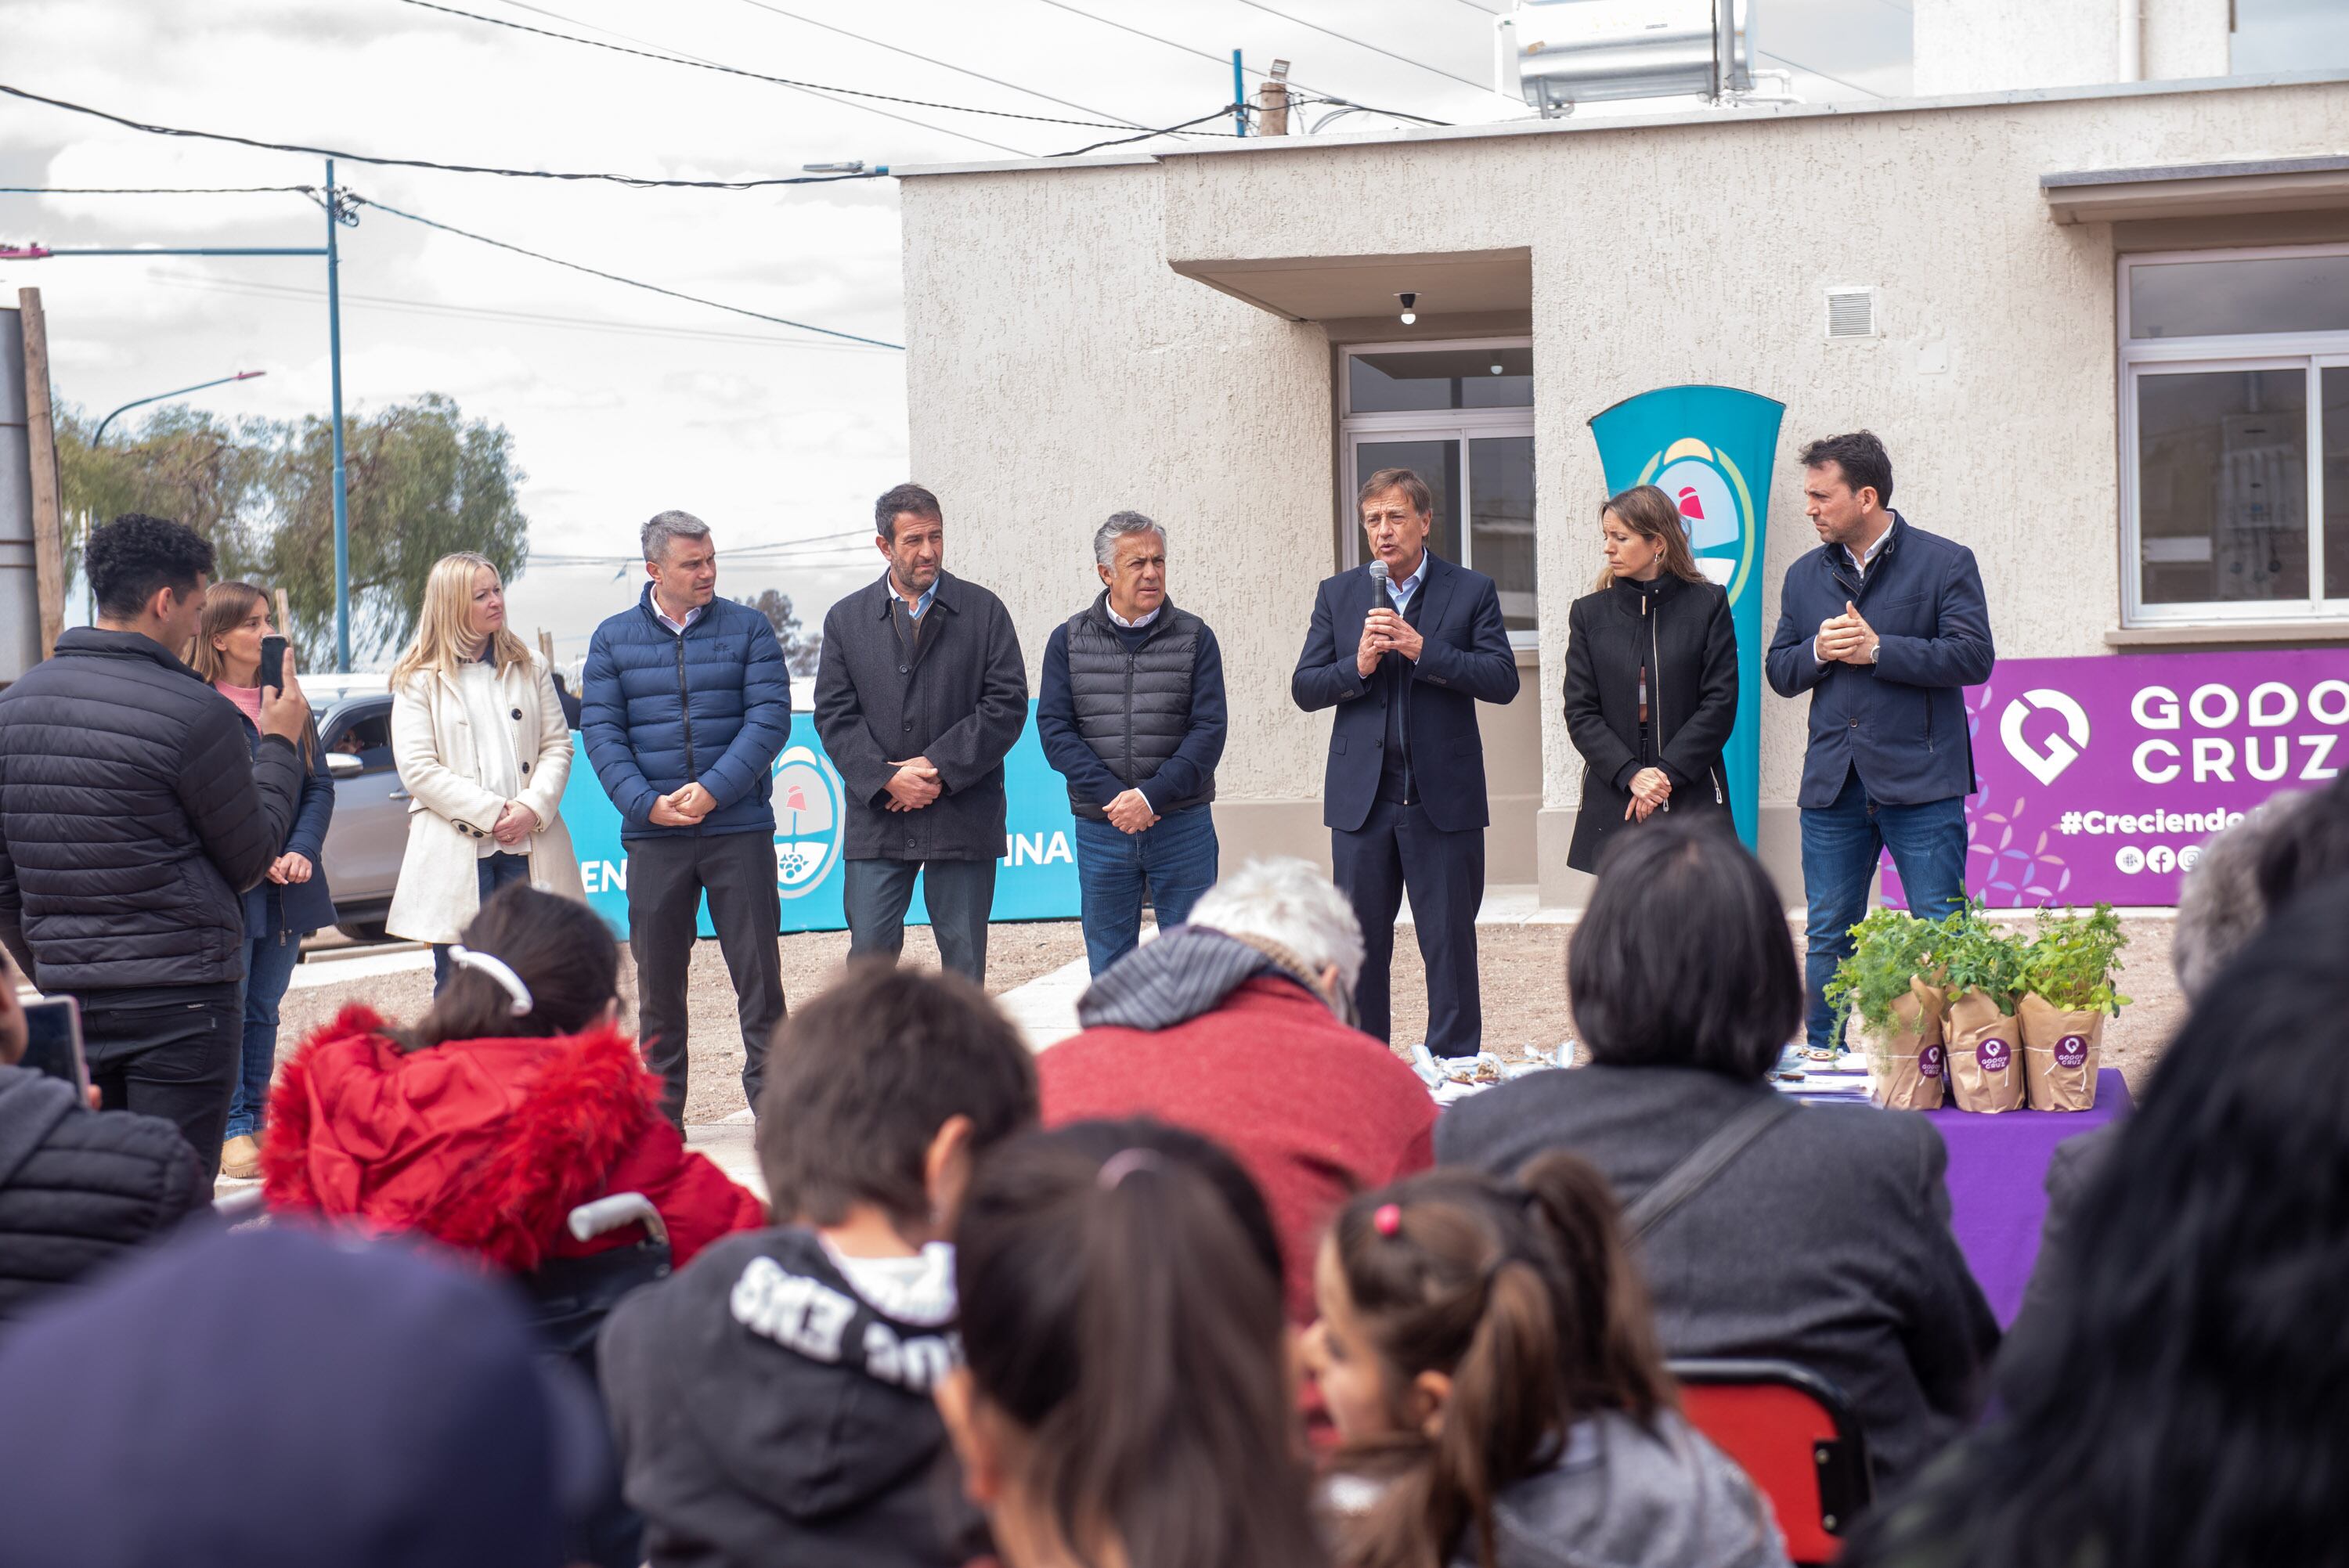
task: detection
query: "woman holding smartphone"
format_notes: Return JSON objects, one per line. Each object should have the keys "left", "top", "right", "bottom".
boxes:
{"left": 385, "top": 552, "right": 585, "bottom": 992}
{"left": 1561, "top": 485, "right": 1740, "bottom": 874}
{"left": 190, "top": 583, "right": 335, "bottom": 1181}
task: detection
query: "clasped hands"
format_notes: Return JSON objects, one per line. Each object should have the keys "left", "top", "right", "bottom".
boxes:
{"left": 1105, "top": 788, "right": 1157, "bottom": 835}
{"left": 884, "top": 757, "right": 941, "bottom": 813}
{"left": 1353, "top": 607, "right": 1425, "bottom": 677}
{"left": 1815, "top": 600, "right": 1879, "bottom": 667}
{"left": 1624, "top": 766, "right": 1671, "bottom": 823}
{"left": 645, "top": 784, "right": 714, "bottom": 829}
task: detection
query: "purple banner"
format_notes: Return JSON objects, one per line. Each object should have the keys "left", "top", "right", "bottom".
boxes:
{"left": 1882, "top": 648, "right": 2349, "bottom": 909}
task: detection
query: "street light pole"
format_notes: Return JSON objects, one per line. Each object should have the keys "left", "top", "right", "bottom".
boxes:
{"left": 326, "top": 158, "right": 352, "bottom": 674}
{"left": 92, "top": 369, "right": 268, "bottom": 445}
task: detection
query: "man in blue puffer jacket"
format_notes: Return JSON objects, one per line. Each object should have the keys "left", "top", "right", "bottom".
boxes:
{"left": 585, "top": 511, "right": 792, "bottom": 1124}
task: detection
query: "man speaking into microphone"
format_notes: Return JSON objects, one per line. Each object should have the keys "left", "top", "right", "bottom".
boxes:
{"left": 1293, "top": 468, "right": 1519, "bottom": 1058}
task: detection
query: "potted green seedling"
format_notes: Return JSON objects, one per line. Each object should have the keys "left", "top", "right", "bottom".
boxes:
{"left": 1826, "top": 908, "right": 1947, "bottom": 1111}
{"left": 2019, "top": 904, "right": 2129, "bottom": 1112}
{"left": 1936, "top": 903, "right": 2029, "bottom": 1114}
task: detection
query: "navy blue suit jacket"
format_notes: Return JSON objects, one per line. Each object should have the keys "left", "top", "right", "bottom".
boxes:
{"left": 1292, "top": 553, "right": 1521, "bottom": 834}
{"left": 1764, "top": 514, "right": 1994, "bottom": 809}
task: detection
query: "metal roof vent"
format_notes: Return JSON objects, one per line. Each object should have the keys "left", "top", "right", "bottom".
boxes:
{"left": 1825, "top": 287, "right": 1878, "bottom": 340}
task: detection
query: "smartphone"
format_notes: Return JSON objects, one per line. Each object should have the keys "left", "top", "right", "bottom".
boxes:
{"left": 20, "top": 996, "right": 88, "bottom": 1097}
{"left": 259, "top": 634, "right": 288, "bottom": 693}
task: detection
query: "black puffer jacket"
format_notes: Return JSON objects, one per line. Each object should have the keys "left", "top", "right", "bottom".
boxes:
{"left": 0, "top": 629, "right": 301, "bottom": 990}
{"left": 0, "top": 1064, "right": 207, "bottom": 1323}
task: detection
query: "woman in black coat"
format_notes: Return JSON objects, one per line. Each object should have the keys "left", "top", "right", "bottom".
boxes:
{"left": 1563, "top": 484, "right": 1740, "bottom": 874}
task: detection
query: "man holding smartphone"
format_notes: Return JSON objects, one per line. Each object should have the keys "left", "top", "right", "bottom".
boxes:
{"left": 0, "top": 941, "right": 207, "bottom": 1321}
{"left": 0, "top": 514, "right": 311, "bottom": 1181}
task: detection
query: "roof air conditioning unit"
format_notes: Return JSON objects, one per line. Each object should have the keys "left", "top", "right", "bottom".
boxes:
{"left": 1498, "top": 0, "right": 1752, "bottom": 117}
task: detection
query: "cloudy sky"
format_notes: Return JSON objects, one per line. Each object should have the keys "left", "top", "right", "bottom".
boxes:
{"left": 5, "top": 0, "right": 1915, "bottom": 667}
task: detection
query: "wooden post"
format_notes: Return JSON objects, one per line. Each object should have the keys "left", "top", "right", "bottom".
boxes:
{"left": 275, "top": 587, "right": 293, "bottom": 639}
{"left": 18, "top": 290, "right": 64, "bottom": 658}
{"left": 1256, "top": 77, "right": 1290, "bottom": 135}
{"left": 537, "top": 627, "right": 555, "bottom": 665}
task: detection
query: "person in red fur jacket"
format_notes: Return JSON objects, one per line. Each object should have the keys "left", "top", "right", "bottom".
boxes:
{"left": 262, "top": 885, "right": 764, "bottom": 1272}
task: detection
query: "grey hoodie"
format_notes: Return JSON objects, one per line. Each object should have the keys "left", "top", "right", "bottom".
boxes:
{"left": 1456, "top": 1411, "right": 1788, "bottom": 1568}
{"left": 1333, "top": 1409, "right": 1787, "bottom": 1568}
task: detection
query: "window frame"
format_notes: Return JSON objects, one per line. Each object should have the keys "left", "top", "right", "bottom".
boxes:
{"left": 1338, "top": 337, "right": 1538, "bottom": 648}
{"left": 2119, "top": 243, "right": 2349, "bottom": 628}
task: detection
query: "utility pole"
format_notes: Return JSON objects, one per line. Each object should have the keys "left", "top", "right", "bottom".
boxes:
{"left": 18, "top": 290, "right": 63, "bottom": 660}
{"left": 1, "top": 163, "right": 359, "bottom": 670}
{"left": 1232, "top": 50, "right": 1249, "bottom": 135}
{"left": 326, "top": 159, "right": 352, "bottom": 674}
{"left": 1257, "top": 59, "right": 1292, "bottom": 135}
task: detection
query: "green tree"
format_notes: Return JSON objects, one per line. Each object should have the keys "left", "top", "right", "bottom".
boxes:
{"left": 749, "top": 586, "right": 824, "bottom": 678}
{"left": 55, "top": 393, "right": 529, "bottom": 668}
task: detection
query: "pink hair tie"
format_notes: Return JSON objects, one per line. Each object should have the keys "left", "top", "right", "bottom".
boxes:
{"left": 1373, "top": 1202, "right": 1403, "bottom": 1238}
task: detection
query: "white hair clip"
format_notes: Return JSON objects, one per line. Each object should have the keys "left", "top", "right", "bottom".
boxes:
{"left": 448, "top": 944, "right": 534, "bottom": 1017}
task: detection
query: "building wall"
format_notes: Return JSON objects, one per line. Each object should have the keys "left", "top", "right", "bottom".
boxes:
{"left": 1914, "top": 0, "right": 2231, "bottom": 96}
{"left": 900, "top": 77, "right": 2348, "bottom": 903}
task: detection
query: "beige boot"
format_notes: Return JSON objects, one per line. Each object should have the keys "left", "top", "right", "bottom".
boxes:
{"left": 220, "top": 1134, "right": 262, "bottom": 1181}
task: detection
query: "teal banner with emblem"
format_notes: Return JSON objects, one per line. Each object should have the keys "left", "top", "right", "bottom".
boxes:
{"left": 1587, "top": 384, "right": 1785, "bottom": 848}
{"left": 556, "top": 702, "right": 1082, "bottom": 937}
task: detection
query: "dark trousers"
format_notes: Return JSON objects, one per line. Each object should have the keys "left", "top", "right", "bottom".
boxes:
{"left": 627, "top": 831, "right": 788, "bottom": 1126}
{"left": 1801, "top": 768, "right": 1968, "bottom": 1054}
{"left": 843, "top": 856, "right": 996, "bottom": 985}
{"left": 1070, "top": 805, "right": 1220, "bottom": 975}
{"left": 1332, "top": 798, "right": 1485, "bottom": 1058}
{"left": 431, "top": 852, "right": 534, "bottom": 992}
{"left": 81, "top": 983, "right": 241, "bottom": 1184}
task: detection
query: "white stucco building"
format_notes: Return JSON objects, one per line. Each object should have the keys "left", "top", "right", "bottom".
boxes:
{"left": 896, "top": 1, "right": 2348, "bottom": 907}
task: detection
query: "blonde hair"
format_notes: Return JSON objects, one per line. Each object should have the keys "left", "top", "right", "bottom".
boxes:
{"left": 1592, "top": 485, "right": 1708, "bottom": 593}
{"left": 389, "top": 553, "right": 532, "bottom": 690}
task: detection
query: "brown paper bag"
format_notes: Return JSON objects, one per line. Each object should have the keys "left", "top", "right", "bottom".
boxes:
{"left": 1867, "top": 978, "right": 1947, "bottom": 1111}
{"left": 1944, "top": 988, "right": 2025, "bottom": 1113}
{"left": 2018, "top": 993, "right": 2103, "bottom": 1112}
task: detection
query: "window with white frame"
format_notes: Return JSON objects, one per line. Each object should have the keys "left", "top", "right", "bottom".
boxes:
{"left": 1339, "top": 339, "right": 1538, "bottom": 646}
{"left": 2120, "top": 245, "right": 2349, "bottom": 625}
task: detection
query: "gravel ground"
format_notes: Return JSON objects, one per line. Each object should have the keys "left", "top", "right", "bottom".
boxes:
{"left": 274, "top": 913, "right": 2179, "bottom": 1131}
{"left": 276, "top": 920, "right": 1089, "bottom": 1126}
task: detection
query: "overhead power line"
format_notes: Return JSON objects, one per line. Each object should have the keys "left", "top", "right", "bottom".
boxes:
{"left": 141, "top": 269, "right": 891, "bottom": 354}
{"left": 1049, "top": 106, "right": 1260, "bottom": 160}
{"left": 346, "top": 193, "right": 904, "bottom": 349}
{"left": 403, "top": 1, "right": 1131, "bottom": 131}
{"left": 1230, "top": 0, "right": 1506, "bottom": 96}
{"left": 0, "top": 80, "right": 888, "bottom": 189}
{"left": 727, "top": 0, "right": 1229, "bottom": 141}
{"left": 1029, "top": 0, "right": 1342, "bottom": 96}
{"left": 0, "top": 183, "right": 322, "bottom": 195}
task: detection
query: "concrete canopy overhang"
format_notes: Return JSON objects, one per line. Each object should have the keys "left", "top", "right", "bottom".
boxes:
{"left": 1167, "top": 247, "right": 1532, "bottom": 325}
{"left": 2041, "top": 154, "right": 2349, "bottom": 225}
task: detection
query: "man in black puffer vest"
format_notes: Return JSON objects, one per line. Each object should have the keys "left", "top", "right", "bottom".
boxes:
{"left": 0, "top": 514, "right": 309, "bottom": 1181}
{"left": 1037, "top": 512, "right": 1228, "bottom": 974}
{"left": 0, "top": 948, "right": 207, "bottom": 1324}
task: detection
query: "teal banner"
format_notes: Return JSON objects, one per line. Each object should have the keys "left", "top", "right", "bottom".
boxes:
{"left": 555, "top": 703, "right": 1082, "bottom": 938}
{"left": 1587, "top": 385, "right": 1786, "bottom": 848}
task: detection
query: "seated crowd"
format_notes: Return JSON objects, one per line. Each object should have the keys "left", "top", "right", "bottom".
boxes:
{"left": 1, "top": 773, "right": 2347, "bottom": 1567}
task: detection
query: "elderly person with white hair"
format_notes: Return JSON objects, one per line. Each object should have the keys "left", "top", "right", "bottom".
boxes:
{"left": 1036, "top": 856, "right": 1436, "bottom": 1328}
{"left": 1035, "top": 509, "right": 1229, "bottom": 975}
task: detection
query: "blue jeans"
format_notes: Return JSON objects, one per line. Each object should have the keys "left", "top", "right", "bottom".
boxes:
{"left": 226, "top": 919, "right": 305, "bottom": 1141}
{"left": 1072, "top": 805, "right": 1220, "bottom": 975}
{"left": 1801, "top": 769, "right": 1968, "bottom": 1054}
{"left": 432, "top": 852, "right": 534, "bottom": 993}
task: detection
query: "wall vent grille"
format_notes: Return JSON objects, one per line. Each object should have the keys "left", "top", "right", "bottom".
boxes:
{"left": 1825, "top": 287, "right": 1878, "bottom": 339}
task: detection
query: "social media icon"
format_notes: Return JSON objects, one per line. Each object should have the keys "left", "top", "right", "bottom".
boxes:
{"left": 2115, "top": 845, "right": 2145, "bottom": 874}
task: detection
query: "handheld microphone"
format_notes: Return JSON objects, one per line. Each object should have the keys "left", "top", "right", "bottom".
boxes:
{"left": 1366, "top": 558, "right": 1391, "bottom": 669}
{"left": 1368, "top": 558, "right": 1389, "bottom": 586}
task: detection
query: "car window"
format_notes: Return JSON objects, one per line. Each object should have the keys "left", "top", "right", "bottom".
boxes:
{"left": 324, "top": 706, "right": 396, "bottom": 774}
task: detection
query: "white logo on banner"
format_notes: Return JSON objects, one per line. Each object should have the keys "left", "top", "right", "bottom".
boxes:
{"left": 2000, "top": 688, "right": 2091, "bottom": 786}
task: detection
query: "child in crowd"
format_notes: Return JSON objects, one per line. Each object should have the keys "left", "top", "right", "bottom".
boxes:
{"left": 936, "top": 1119, "right": 1326, "bottom": 1568}
{"left": 597, "top": 963, "right": 1039, "bottom": 1568}
{"left": 262, "top": 884, "right": 763, "bottom": 1271}
{"left": 1306, "top": 1153, "right": 1788, "bottom": 1568}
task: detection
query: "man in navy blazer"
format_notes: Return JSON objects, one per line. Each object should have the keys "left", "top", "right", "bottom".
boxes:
{"left": 1766, "top": 431, "right": 1995, "bottom": 1059}
{"left": 1293, "top": 468, "right": 1521, "bottom": 1058}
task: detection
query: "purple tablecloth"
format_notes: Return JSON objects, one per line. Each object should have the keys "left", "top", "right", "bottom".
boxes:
{"left": 1921, "top": 1067, "right": 2132, "bottom": 1326}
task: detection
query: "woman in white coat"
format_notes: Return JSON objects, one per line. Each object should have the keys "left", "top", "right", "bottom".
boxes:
{"left": 386, "top": 551, "right": 588, "bottom": 989}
